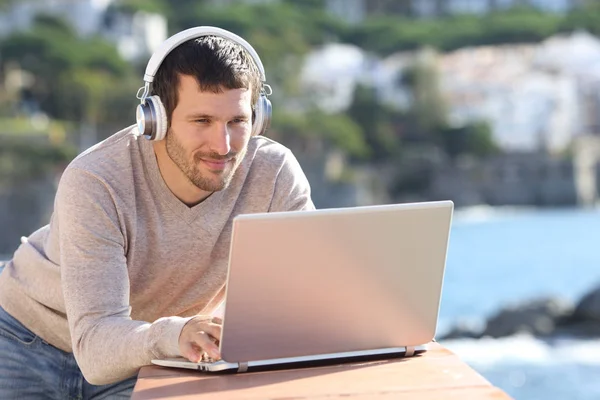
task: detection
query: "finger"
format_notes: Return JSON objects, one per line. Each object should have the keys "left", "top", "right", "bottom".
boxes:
{"left": 199, "top": 322, "right": 222, "bottom": 342}
{"left": 192, "top": 315, "right": 213, "bottom": 324}
{"left": 192, "top": 331, "right": 221, "bottom": 359}
{"left": 182, "top": 342, "right": 204, "bottom": 363}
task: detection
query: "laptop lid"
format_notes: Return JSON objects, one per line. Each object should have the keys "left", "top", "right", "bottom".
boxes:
{"left": 219, "top": 200, "right": 453, "bottom": 363}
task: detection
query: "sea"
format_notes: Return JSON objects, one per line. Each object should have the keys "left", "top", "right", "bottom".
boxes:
{"left": 438, "top": 206, "right": 600, "bottom": 400}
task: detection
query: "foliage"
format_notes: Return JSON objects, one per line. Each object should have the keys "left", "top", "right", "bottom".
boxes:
{"left": 402, "top": 51, "right": 448, "bottom": 140}
{"left": 0, "top": 136, "right": 76, "bottom": 184}
{"left": 560, "top": 4, "right": 600, "bottom": 36}
{"left": 343, "top": 16, "right": 437, "bottom": 55}
{"left": 0, "top": 0, "right": 19, "bottom": 10}
{"left": 271, "top": 109, "right": 368, "bottom": 158}
{"left": 343, "top": 9, "right": 567, "bottom": 55}
{"left": 0, "top": 117, "right": 71, "bottom": 138}
{"left": 111, "top": 0, "right": 168, "bottom": 16}
{"left": 346, "top": 85, "right": 401, "bottom": 160}
{"left": 436, "top": 121, "right": 500, "bottom": 159}
{"left": 0, "top": 14, "right": 133, "bottom": 125}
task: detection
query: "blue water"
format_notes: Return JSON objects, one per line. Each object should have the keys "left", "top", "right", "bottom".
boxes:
{"left": 438, "top": 207, "right": 600, "bottom": 400}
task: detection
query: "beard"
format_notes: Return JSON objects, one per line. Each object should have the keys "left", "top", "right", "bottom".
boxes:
{"left": 165, "top": 130, "right": 245, "bottom": 192}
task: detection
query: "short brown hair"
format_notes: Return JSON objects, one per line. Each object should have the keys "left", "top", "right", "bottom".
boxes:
{"left": 151, "top": 35, "right": 262, "bottom": 125}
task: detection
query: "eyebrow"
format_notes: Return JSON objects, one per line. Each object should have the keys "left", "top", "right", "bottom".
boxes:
{"left": 187, "top": 113, "right": 250, "bottom": 120}
{"left": 188, "top": 113, "right": 213, "bottom": 120}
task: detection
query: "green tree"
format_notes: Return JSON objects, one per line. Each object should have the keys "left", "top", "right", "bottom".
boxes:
{"left": 560, "top": 3, "right": 600, "bottom": 35}
{"left": 342, "top": 7, "right": 581, "bottom": 56}
{"left": 0, "top": 136, "right": 76, "bottom": 183}
{"left": 0, "top": 0, "right": 22, "bottom": 10}
{"left": 347, "top": 84, "right": 400, "bottom": 160}
{"left": 0, "top": 14, "right": 135, "bottom": 127}
{"left": 344, "top": 16, "right": 437, "bottom": 55}
{"left": 401, "top": 49, "right": 448, "bottom": 140}
{"left": 436, "top": 121, "right": 499, "bottom": 159}
{"left": 271, "top": 109, "right": 367, "bottom": 158}
{"left": 111, "top": 0, "right": 168, "bottom": 15}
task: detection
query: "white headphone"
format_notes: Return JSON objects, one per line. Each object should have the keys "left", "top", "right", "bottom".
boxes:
{"left": 135, "top": 26, "right": 272, "bottom": 141}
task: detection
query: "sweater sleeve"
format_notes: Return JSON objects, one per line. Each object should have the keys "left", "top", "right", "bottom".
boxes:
{"left": 56, "top": 167, "right": 192, "bottom": 385}
{"left": 268, "top": 150, "right": 315, "bottom": 213}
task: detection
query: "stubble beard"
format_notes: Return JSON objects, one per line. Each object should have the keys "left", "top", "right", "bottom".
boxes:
{"left": 165, "top": 130, "right": 245, "bottom": 192}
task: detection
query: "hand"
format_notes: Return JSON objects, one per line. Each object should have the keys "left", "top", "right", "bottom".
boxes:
{"left": 179, "top": 315, "right": 222, "bottom": 363}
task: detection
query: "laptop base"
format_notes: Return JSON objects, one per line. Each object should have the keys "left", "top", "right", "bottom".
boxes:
{"left": 152, "top": 344, "right": 427, "bottom": 373}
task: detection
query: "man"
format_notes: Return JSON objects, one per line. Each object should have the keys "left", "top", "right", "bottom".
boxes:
{"left": 0, "top": 28, "right": 314, "bottom": 399}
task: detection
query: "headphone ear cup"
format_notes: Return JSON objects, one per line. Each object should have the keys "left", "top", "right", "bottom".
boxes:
{"left": 136, "top": 102, "right": 151, "bottom": 138}
{"left": 251, "top": 94, "right": 272, "bottom": 136}
{"left": 148, "top": 96, "right": 168, "bottom": 141}
{"left": 136, "top": 95, "right": 168, "bottom": 140}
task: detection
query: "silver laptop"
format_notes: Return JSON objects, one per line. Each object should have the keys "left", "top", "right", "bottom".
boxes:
{"left": 152, "top": 200, "right": 453, "bottom": 373}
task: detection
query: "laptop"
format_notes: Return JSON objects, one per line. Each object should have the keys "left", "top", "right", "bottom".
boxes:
{"left": 152, "top": 200, "right": 453, "bottom": 373}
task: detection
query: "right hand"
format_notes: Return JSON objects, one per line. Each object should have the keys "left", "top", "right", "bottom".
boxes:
{"left": 178, "top": 315, "right": 222, "bottom": 363}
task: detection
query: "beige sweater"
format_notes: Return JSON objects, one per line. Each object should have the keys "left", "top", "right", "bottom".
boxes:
{"left": 0, "top": 126, "right": 314, "bottom": 385}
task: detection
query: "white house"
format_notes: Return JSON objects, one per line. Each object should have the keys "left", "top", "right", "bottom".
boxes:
{"left": 300, "top": 31, "right": 600, "bottom": 153}
{"left": 300, "top": 43, "right": 369, "bottom": 113}
{"left": 438, "top": 31, "right": 600, "bottom": 152}
{"left": 102, "top": 10, "right": 167, "bottom": 62}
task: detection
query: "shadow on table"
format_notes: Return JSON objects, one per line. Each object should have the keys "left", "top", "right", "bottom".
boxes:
{"left": 133, "top": 356, "right": 415, "bottom": 398}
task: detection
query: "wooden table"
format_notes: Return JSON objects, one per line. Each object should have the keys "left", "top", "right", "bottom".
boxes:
{"left": 132, "top": 343, "right": 512, "bottom": 399}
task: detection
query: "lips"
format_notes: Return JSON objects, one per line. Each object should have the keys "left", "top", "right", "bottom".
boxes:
{"left": 200, "top": 158, "right": 232, "bottom": 170}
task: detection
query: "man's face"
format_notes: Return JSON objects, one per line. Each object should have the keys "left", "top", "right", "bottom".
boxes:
{"left": 166, "top": 74, "right": 253, "bottom": 192}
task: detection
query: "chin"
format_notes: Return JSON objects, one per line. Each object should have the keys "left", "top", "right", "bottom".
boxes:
{"left": 196, "top": 174, "right": 234, "bottom": 192}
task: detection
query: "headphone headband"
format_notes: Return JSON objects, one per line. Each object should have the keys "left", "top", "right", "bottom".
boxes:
{"left": 142, "top": 26, "right": 267, "bottom": 84}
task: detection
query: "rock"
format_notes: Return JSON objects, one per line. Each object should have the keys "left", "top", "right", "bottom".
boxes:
{"left": 481, "top": 297, "right": 573, "bottom": 338}
{"left": 572, "top": 285, "right": 600, "bottom": 323}
{"left": 438, "top": 321, "right": 482, "bottom": 340}
{"left": 439, "top": 288, "right": 600, "bottom": 341}
{"left": 553, "top": 320, "right": 600, "bottom": 337}
{"left": 553, "top": 285, "right": 600, "bottom": 337}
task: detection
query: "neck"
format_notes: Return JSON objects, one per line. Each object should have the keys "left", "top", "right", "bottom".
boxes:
{"left": 152, "top": 141, "right": 212, "bottom": 207}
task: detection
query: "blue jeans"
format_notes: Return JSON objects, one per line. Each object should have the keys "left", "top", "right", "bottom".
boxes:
{"left": 0, "top": 306, "right": 136, "bottom": 399}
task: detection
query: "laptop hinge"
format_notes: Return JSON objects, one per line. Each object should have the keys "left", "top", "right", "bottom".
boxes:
{"left": 405, "top": 346, "right": 415, "bottom": 357}
{"left": 237, "top": 362, "right": 249, "bottom": 372}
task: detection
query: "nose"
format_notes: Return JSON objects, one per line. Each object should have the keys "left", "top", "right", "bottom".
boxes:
{"left": 210, "top": 123, "right": 231, "bottom": 156}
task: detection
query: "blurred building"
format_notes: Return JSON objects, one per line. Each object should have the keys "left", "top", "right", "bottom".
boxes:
{"left": 300, "top": 43, "right": 371, "bottom": 113}
{"left": 0, "top": 0, "right": 167, "bottom": 62}
{"left": 438, "top": 31, "right": 600, "bottom": 152}
{"left": 102, "top": 9, "right": 167, "bottom": 62}
{"left": 301, "top": 31, "right": 600, "bottom": 154}
{"left": 326, "top": 0, "right": 584, "bottom": 23}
